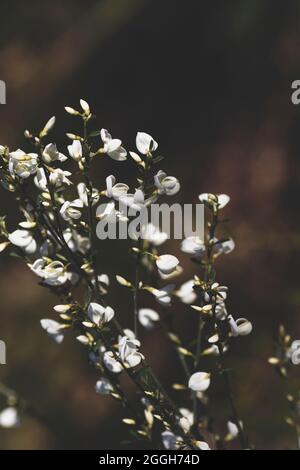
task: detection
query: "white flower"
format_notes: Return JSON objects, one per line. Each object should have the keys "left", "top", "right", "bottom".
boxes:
{"left": 154, "top": 170, "right": 180, "bottom": 196}
{"left": 118, "top": 336, "right": 144, "bottom": 368}
{"left": 199, "top": 193, "right": 230, "bottom": 210}
{"left": 9, "top": 229, "right": 37, "bottom": 254}
{"left": 188, "top": 372, "right": 211, "bottom": 392}
{"left": 105, "top": 175, "right": 129, "bottom": 199}
{"left": 121, "top": 190, "right": 158, "bottom": 215}
{"left": 178, "top": 416, "right": 190, "bottom": 433}
{"left": 158, "top": 263, "right": 183, "bottom": 281}
{"left": 175, "top": 279, "right": 197, "bottom": 304}
{"left": 42, "top": 143, "right": 67, "bottom": 164}
{"left": 95, "top": 378, "right": 113, "bottom": 395}
{"left": 29, "top": 259, "right": 68, "bottom": 286}
{"left": 34, "top": 168, "right": 47, "bottom": 190}
{"left": 161, "top": 430, "right": 183, "bottom": 450}
{"left": 98, "top": 274, "right": 109, "bottom": 286}
{"left": 181, "top": 236, "right": 206, "bottom": 256}
{"left": 179, "top": 408, "right": 194, "bottom": 433}
{"left": 96, "top": 201, "right": 123, "bottom": 222}
{"left": 35, "top": 168, "right": 72, "bottom": 190}
{"left": 60, "top": 199, "right": 83, "bottom": 221}
{"left": 287, "top": 340, "right": 300, "bottom": 365}
{"left": 141, "top": 223, "right": 168, "bottom": 246}
{"left": 138, "top": 308, "right": 160, "bottom": 330}
{"left": 87, "top": 302, "right": 115, "bottom": 327}
{"left": 228, "top": 316, "right": 252, "bottom": 336}
{"left": 151, "top": 284, "right": 175, "bottom": 306}
{"left": 122, "top": 329, "right": 137, "bottom": 341}
{"left": 216, "top": 194, "right": 230, "bottom": 208}
{"left": 214, "top": 238, "right": 235, "bottom": 255}
{"left": 77, "top": 182, "right": 99, "bottom": 207}
{"left": 227, "top": 420, "right": 243, "bottom": 440}
{"left": 103, "top": 351, "right": 123, "bottom": 373}
{"left": 0, "top": 407, "right": 20, "bottom": 428}
{"left": 100, "top": 129, "right": 127, "bottom": 161}
{"left": 40, "top": 319, "right": 64, "bottom": 343}
{"left": 49, "top": 169, "right": 72, "bottom": 187}
{"left": 211, "top": 282, "right": 228, "bottom": 299}
{"left": 68, "top": 140, "right": 82, "bottom": 162}
{"left": 119, "top": 188, "right": 147, "bottom": 212}
{"left": 156, "top": 254, "right": 179, "bottom": 275}
{"left": 195, "top": 441, "right": 211, "bottom": 450}
{"left": 136, "top": 132, "right": 158, "bottom": 155}
{"left": 9, "top": 149, "right": 38, "bottom": 179}
{"left": 104, "top": 334, "right": 141, "bottom": 375}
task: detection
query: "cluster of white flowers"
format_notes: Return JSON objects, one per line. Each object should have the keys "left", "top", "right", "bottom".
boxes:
{"left": 5, "top": 98, "right": 293, "bottom": 451}
{"left": 177, "top": 195, "right": 253, "bottom": 428}
{"left": 96, "top": 132, "right": 180, "bottom": 229}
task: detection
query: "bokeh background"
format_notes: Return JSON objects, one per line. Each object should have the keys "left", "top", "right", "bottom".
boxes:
{"left": 0, "top": 0, "right": 300, "bottom": 449}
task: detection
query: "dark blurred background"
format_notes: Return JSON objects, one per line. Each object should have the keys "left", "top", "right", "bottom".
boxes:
{"left": 0, "top": 0, "right": 300, "bottom": 449}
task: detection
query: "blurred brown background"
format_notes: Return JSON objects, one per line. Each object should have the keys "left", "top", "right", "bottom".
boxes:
{"left": 0, "top": 0, "right": 300, "bottom": 449}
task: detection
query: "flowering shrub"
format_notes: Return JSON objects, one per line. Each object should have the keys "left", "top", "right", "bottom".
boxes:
{"left": 0, "top": 99, "right": 299, "bottom": 449}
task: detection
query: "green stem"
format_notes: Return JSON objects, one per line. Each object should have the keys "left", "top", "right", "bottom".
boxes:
{"left": 19, "top": 179, "right": 95, "bottom": 292}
